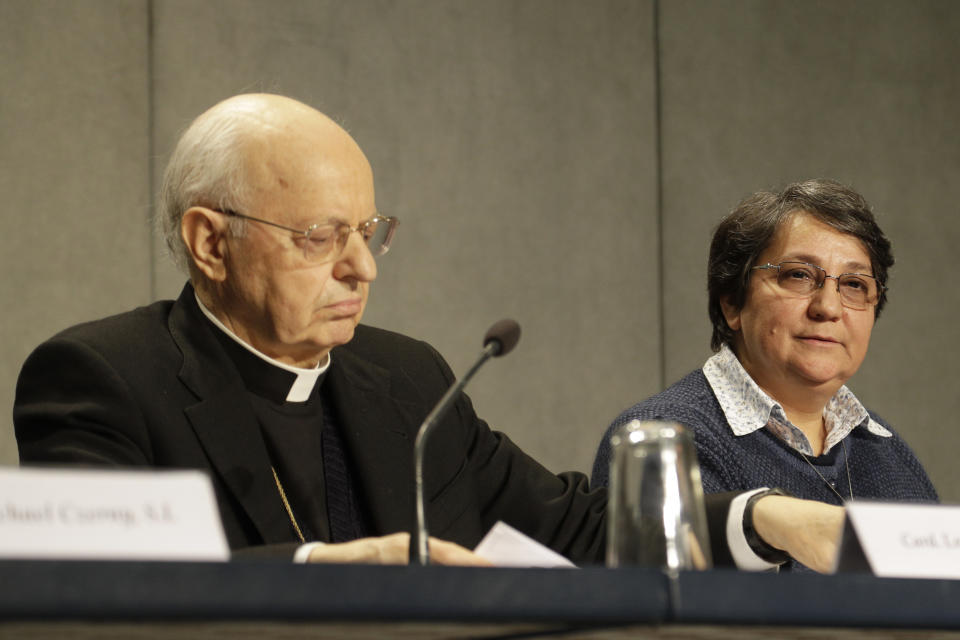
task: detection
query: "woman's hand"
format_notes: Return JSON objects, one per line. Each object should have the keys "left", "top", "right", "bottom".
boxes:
{"left": 752, "top": 495, "right": 845, "bottom": 573}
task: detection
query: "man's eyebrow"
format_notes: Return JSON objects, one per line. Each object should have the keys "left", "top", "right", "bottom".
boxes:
{"left": 294, "top": 214, "right": 347, "bottom": 228}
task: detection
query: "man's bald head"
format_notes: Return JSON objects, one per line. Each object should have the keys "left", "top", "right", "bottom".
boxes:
{"left": 164, "top": 94, "right": 382, "bottom": 366}
{"left": 158, "top": 94, "right": 371, "bottom": 274}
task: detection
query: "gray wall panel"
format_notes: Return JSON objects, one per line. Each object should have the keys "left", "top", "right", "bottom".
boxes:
{"left": 6, "top": 0, "right": 956, "bottom": 505}
{"left": 150, "top": 0, "right": 659, "bottom": 475}
{"left": 0, "top": 0, "right": 151, "bottom": 465}
{"left": 659, "top": 0, "right": 960, "bottom": 500}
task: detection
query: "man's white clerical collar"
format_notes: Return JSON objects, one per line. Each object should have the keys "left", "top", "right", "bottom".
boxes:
{"left": 195, "top": 293, "right": 329, "bottom": 402}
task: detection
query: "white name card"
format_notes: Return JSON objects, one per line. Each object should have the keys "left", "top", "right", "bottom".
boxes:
{"left": 841, "top": 501, "right": 960, "bottom": 580}
{"left": 0, "top": 466, "right": 230, "bottom": 561}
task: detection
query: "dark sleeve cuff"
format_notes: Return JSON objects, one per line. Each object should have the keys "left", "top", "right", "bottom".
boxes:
{"left": 230, "top": 542, "right": 302, "bottom": 562}
{"left": 703, "top": 490, "right": 741, "bottom": 567}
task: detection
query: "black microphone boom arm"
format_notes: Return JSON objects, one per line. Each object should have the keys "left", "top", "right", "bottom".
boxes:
{"left": 410, "top": 319, "right": 520, "bottom": 565}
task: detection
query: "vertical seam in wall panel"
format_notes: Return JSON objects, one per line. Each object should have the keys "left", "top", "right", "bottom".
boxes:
{"left": 147, "top": 0, "right": 157, "bottom": 301}
{"left": 653, "top": 0, "right": 665, "bottom": 390}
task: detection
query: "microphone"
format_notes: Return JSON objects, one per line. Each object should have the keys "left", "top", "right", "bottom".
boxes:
{"left": 410, "top": 319, "right": 521, "bottom": 565}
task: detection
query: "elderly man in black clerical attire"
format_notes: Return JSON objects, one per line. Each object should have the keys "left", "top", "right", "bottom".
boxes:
{"left": 15, "top": 94, "right": 840, "bottom": 569}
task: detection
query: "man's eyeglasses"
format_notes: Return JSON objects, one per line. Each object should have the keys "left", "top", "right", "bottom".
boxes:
{"left": 751, "top": 261, "right": 884, "bottom": 310}
{"left": 217, "top": 209, "right": 398, "bottom": 264}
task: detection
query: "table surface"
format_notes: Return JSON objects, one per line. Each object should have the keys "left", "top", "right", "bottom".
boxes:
{"left": 1, "top": 560, "right": 959, "bottom": 633}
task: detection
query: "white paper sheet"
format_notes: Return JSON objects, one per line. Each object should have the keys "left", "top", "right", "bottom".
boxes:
{"left": 473, "top": 520, "right": 577, "bottom": 568}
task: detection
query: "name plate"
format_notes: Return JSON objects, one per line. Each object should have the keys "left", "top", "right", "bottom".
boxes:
{"left": 0, "top": 466, "right": 229, "bottom": 561}
{"left": 838, "top": 501, "right": 960, "bottom": 579}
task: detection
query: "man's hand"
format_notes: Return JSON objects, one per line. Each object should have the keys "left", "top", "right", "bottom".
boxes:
{"left": 306, "top": 532, "right": 493, "bottom": 566}
{"left": 752, "top": 495, "right": 845, "bottom": 573}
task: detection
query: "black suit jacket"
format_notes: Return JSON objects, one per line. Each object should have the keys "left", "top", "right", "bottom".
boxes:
{"left": 15, "top": 284, "right": 608, "bottom": 563}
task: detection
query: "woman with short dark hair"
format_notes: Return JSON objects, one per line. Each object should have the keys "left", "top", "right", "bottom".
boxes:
{"left": 592, "top": 179, "right": 936, "bottom": 571}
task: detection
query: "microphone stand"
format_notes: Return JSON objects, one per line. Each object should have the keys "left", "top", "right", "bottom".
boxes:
{"left": 410, "top": 319, "right": 520, "bottom": 565}
{"left": 411, "top": 340, "right": 500, "bottom": 565}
